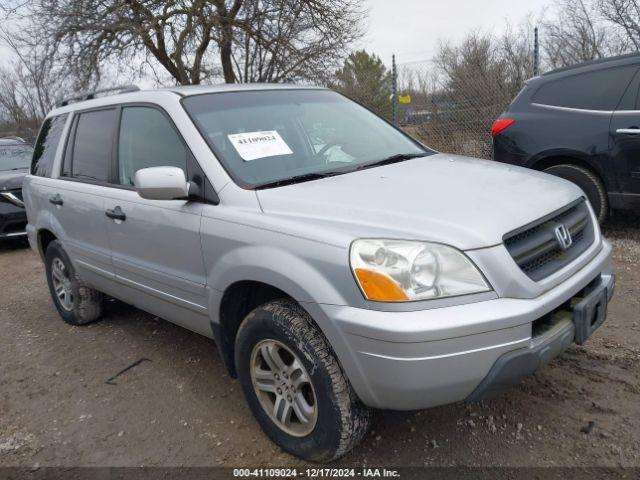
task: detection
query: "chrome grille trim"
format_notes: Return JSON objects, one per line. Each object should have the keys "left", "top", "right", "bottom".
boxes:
{"left": 0, "top": 190, "right": 24, "bottom": 207}
{"left": 503, "top": 199, "right": 595, "bottom": 281}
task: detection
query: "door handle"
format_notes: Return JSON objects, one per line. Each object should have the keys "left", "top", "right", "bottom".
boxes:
{"left": 105, "top": 206, "right": 126, "bottom": 221}
{"left": 616, "top": 128, "right": 640, "bottom": 135}
{"left": 49, "top": 194, "right": 63, "bottom": 206}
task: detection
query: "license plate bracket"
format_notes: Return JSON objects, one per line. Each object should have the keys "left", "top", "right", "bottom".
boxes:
{"left": 573, "top": 284, "right": 608, "bottom": 345}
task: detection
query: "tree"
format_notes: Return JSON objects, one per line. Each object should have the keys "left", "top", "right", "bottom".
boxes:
{"left": 2, "top": 0, "right": 364, "bottom": 86}
{"left": 542, "top": 0, "right": 630, "bottom": 69}
{"left": 333, "top": 50, "right": 392, "bottom": 119}
{"left": 0, "top": 22, "right": 82, "bottom": 139}
{"left": 436, "top": 33, "right": 514, "bottom": 124}
{"left": 598, "top": 0, "right": 640, "bottom": 50}
{"left": 399, "top": 26, "right": 535, "bottom": 158}
{"left": 231, "top": 0, "right": 364, "bottom": 83}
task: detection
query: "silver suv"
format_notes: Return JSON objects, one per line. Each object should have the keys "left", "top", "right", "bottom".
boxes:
{"left": 23, "top": 84, "right": 615, "bottom": 462}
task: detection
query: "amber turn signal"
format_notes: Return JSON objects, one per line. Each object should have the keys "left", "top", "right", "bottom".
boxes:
{"left": 354, "top": 268, "right": 409, "bottom": 302}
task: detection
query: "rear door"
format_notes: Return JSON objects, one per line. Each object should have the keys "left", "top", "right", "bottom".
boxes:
{"left": 103, "top": 105, "right": 209, "bottom": 334}
{"left": 47, "top": 108, "right": 117, "bottom": 290}
{"left": 610, "top": 67, "right": 640, "bottom": 196}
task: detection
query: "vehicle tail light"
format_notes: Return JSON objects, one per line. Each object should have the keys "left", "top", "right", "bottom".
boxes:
{"left": 491, "top": 118, "right": 515, "bottom": 137}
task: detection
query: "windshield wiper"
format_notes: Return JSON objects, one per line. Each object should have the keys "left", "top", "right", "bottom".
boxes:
{"left": 256, "top": 170, "right": 347, "bottom": 189}
{"left": 255, "top": 152, "right": 428, "bottom": 189}
{"left": 355, "top": 152, "right": 427, "bottom": 172}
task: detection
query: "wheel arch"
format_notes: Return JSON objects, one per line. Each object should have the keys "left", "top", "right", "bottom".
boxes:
{"left": 36, "top": 228, "right": 58, "bottom": 260}
{"left": 526, "top": 150, "right": 610, "bottom": 190}
{"left": 215, "top": 280, "right": 297, "bottom": 377}
{"left": 33, "top": 209, "right": 66, "bottom": 260}
{"left": 207, "top": 245, "right": 355, "bottom": 377}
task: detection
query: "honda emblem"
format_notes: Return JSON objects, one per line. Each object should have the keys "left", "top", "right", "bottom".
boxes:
{"left": 554, "top": 224, "right": 573, "bottom": 250}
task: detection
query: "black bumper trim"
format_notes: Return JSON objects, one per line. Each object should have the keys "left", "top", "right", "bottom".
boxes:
{"left": 467, "top": 273, "right": 615, "bottom": 402}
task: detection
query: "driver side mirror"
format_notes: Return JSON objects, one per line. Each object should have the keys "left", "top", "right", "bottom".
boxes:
{"left": 134, "top": 166, "right": 189, "bottom": 200}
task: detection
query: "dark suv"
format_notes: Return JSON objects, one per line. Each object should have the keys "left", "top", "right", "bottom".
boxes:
{"left": 492, "top": 53, "right": 640, "bottom": 223}
{"left": 0, "top": 137, "right": 33, "bottom": 239}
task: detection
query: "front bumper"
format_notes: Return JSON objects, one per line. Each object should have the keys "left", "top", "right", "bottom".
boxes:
{"left": 310, "top": 240, "right": 613, "bottom": 410}
{"left": 468, "top": 273, "right": 614, "bottom": 401}
{"left": 0, "top": 201, "right": 27, "bottom": 238}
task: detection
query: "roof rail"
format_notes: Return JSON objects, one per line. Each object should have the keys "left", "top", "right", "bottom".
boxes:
{"left": 57, "top": 85, "right": 141, "bottom": 107}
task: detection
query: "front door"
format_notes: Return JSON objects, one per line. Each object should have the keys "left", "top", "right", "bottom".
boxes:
{"left": 610, "top": 68, "right": 640, "bottom": 199}
{"left": 610, "top": 111, "right": 640, "bottom": 196}
{"left": 103, "top": 105, "right": 209, "bottom": 335}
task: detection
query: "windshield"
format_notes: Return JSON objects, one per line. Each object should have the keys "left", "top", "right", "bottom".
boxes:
{"left": 182, "top": 89, "right": 431, "bottom": 188}
{"left": 0, "top": 144, "right": 33, "bottom": 171}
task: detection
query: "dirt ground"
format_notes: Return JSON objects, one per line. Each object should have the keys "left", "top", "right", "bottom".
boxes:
{"left": 1, "top": 214, "right": 639, "bottom": 469}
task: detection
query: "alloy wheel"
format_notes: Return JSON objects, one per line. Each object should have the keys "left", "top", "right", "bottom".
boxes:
{"left": 250, "top": 339, "right": 318, "bottom": 437}
{"left": 51, "top": 257, "right": 73, "bottom": 312}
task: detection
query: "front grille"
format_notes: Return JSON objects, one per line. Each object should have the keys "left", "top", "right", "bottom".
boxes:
{"left": 504, "top": 199, "right": 595, "bottom": 281}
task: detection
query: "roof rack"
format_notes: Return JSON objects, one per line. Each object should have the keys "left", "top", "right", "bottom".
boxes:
{"left": 543, "top": 52, "right": 640, "bottom": 76}
{"left": 57, "top": 85, "right": 141, "bottom": 107}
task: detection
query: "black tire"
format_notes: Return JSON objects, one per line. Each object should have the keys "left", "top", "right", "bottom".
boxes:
{"left": 544, "top": 164, "right": 609, "bottom": 224}
{"left": 44, "top": 240, "right": 103, "bottom": 325}
{"left": 235, "top": 299, "right": 371, "bottom": 462}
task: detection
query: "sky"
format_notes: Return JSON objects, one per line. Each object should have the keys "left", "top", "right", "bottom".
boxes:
{"left": 0, "top": 0, "right": 554, "bottom": 73}
{"left": 359, "top": 0, "right": 553, "bottom": 67}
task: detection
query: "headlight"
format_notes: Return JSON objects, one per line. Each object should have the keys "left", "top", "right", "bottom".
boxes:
{"left": 350, "top": 239, "right": 491, "bottom": 302}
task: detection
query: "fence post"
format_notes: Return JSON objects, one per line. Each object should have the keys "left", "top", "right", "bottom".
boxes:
{"left": 533, "top": 27, "right": 540, "bottom": 76}
{"left": 392, "top": 54, "right": 398, "bottom": 126}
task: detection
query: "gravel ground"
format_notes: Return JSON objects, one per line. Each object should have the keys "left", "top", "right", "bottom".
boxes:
{"left": 0, "top": 214, "right": 639, "bottom": 468}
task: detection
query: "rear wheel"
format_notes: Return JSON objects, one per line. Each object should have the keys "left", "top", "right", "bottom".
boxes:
{"left": 235, "top": 299, "right": 371, "bottom": 462}
{"left": 44, "top": 240, "right": 103, "bottom": 325}
{"left": 544, "top": 164, "right": 608, "bottom": 224}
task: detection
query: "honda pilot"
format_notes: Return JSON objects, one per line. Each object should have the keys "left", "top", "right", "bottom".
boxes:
{"left": 23, "top": 84, "right": 615, "bottom": 462}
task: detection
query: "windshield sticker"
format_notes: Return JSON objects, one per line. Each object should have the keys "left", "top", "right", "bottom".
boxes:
{"left": 228, "top": 131, "right": 293, "bottom": 161}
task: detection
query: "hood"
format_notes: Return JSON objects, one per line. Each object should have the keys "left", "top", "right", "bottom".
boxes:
{"left": 0, "top": 169, "right": 28, "bottom": 191}
{"left": 256, "top": 154, "right": 584, "bottom": 250}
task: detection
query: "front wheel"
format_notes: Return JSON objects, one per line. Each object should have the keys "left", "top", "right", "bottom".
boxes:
{"left": 235, "top": 299, "right": 371, "bottom": 462}
{"left": 544, "top": 164, "right": 609, "bottom": 224}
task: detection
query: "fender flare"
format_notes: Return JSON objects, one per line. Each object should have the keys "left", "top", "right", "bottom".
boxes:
{"left": 526, "top": 149, "right": 606, "bottom": 181}
{"left": 33, "top": 209, "right": 67, "bottom": 258}
{"left": 207, "top": 245, "right": 350, "bottom": 314}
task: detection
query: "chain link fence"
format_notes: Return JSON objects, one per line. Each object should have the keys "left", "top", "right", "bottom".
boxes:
{"left": 393, "top": 55, "right": 533, "bottom": 159}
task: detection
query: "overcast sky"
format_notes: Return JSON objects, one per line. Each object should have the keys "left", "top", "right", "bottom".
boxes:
{"left": 0, "top": 0, "right": 554, "bottom": 73}
{"left": 360, "top": 0, "right": 553, "bottom": 67}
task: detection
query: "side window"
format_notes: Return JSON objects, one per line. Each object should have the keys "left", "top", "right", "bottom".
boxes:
{"left": 117, "top": 107, "right": 187, "bottom": 186}
{"left": 69, "top": 109, "right": 116, "bottom": 182}
{"left": 533, "top": 65, "right": 638, "bottom": 111}
{"left": 31, "top": 114, "right": 68, "bottom": 177}
{"left": 617, "top": 69, "right": 640, "bottom": 111}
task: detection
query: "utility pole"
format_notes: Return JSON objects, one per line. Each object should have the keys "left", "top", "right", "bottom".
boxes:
{"left": 533, "top": 27, "right": 540, "bottom": 76}
{"left": 392, "top": 54, "right": 398, "bottom": 126}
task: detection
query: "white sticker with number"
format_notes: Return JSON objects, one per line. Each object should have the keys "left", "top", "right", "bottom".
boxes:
{"left": 227, "top": 130, "right": 293, "bottom": 161}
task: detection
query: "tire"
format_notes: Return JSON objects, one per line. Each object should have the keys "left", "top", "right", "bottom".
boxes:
{"left": 235, "top": 299, "right": 371, "bottom": 462}
{"left": 544, "top": 164, "right": 609, "bottom": 224}
{"left": 44, "top": 240, "right": 103, "bottom": 325}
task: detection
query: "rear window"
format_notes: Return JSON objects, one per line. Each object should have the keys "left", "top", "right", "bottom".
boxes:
{"left": 31, "top": 114, "right": 68, "bottom": 177}
{"left": 533, "top": 65, "right": 638, "bottom": 111}
{"left": 66, "top": 109, "right": 116, "bottom": 182}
